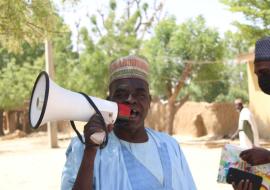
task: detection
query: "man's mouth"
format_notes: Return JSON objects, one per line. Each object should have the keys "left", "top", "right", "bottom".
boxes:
{"left": 130, "top": 108, "right": 139, "bottom": 119}
{"left": 117, "top": 104, "right": 140, "bottom": 121}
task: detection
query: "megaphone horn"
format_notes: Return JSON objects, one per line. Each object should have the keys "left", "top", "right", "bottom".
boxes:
{"left": 29, "top": 71, "right": 130, "bottom": 129}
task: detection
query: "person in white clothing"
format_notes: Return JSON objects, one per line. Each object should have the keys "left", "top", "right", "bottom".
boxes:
{"left": 231, "top": 99, "right": 259, "bottom": 149}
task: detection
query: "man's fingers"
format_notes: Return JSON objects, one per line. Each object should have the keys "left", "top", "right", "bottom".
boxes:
{"left": 237, "top": 180, "right": 244, "bottom": 190}
{"left": 243, "top": 180, "right": 249, "bottom": 190}
{"left": 240, "top": 151, "right": 251, "bottom": 162}
{"left": 89, "top": 114, "right": 104, "bottom": 125}
{"left": 248, "top": 181, "right": 253, "bottom": 190}
{"left": 240, "top": 150, "right": 249, "bottom": 157}
{"left": 232, "top": 182, "right": 236, "bottom": 189}
{"left": 90, "top": 131, "right": 106, "bottom": 145}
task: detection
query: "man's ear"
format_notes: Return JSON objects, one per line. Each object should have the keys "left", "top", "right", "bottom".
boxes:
{"left": 148, "top": 95, "right": 152, "bottom": 107}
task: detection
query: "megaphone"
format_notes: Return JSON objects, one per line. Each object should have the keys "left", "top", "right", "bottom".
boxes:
{"left": 29, "top": 71, "right": 130, "bottom": 131}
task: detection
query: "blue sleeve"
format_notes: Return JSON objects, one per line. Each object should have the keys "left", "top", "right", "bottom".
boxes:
{"left": 162, "top": 134, "right": 197, "bottom": 190}
{"left": 61, "top": 138, "right": 84, "bottom": 190}
{"left": 177, "top": 144, "right": 197, "bottom": 189}
{"left": 150, "top": 130, "right": 197, "bottom": 189}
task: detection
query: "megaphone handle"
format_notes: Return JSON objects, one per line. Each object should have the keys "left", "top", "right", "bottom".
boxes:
{"left": 70, "top": 92, "right": 108, "bottom": 149}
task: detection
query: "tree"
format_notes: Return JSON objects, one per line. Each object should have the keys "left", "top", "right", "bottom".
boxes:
{"left": 0, "top": 58, "right": 44, "bottom": 109}
{"left": 220, "top": 0, "right": 270, "bottom": 45}
{"left": 0, "top": 10, "right": 76, "bottom": 135}
{"left": 0, "top": 13, "right": 75, "bottom": 110}
{"left": 0, "top": 0, "right": 58, "bottom": 52}
{"left": 143, "top": 16, "right": 226, "bottom": 134}
{"left": 215, "top": 0, "right": 270, "bottom": 103}
{"left": 74, "top": 0, "right": 164, "bottom": 97}
{"left": 0, "top": 56, "right": 44, "bottom": 136}
{"left": 223, "top": 31, "right": 250, "bottom": 58}
{"left": 0, "top": 110, "right": 3, "bottom": 136}
{"left": 215, "top": 62, "right": 249, "bottom": 103}
{"left": 217, "top": 31, "right": 250, "bottom": 103}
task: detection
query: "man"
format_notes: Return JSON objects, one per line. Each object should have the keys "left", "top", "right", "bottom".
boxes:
{"left": 231, "top": 99, "right": 259, "bottom": 149}
{"left": 233, "top": 37, "right": 270, "bottom": 190}
{"left": 61, "top": 55, "right": 196, "bottom": 190}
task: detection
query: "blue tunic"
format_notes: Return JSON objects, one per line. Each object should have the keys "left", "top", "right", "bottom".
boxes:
{"left": 61, "top": 128, "right": 197, "bottom": 190}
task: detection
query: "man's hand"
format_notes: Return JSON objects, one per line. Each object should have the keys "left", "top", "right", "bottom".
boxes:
{"left": 240, "top": 147, "right": 270, "bottom": 166}
{"left": 230, "top": 130, "right": 239, "bottom": 141}
{"left": 233, "top": 180, "right": 252, "bottom": 190}
{"left": 84, "top": 114, "right": 113, "bottom": 147}
{"left": 73, "top": 114, "right": 110, "bottom": 190}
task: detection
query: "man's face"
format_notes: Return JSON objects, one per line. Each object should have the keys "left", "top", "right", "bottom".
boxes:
{"left": 254, "top": 61, "right": 270, "bottom": 94}
{"left": 234, "top": 102, "right": 243, "bottom": 112}
{"left": 254, "top": 61, "right": 270, "bottom": 76}
{"left": 109, "top": 78, "right": 151, "bottom": 131}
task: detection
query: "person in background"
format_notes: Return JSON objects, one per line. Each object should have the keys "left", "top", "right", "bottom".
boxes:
{"left": 231, "top": 98, "right": 259, "bottom": 149}
{"left": 233, "top": 37, "right": 270, "bottom": 190}
{"left": 61, "top": 55, "right": 197, "bottom": 190}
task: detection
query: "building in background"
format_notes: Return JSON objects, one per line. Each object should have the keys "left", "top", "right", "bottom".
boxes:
{"left": 236, "top": 51, "right": 270, "bottom": 139}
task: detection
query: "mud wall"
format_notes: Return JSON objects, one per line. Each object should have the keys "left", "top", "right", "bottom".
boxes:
{"left": 146, "top": 101, "right": 239, "bottom": 138}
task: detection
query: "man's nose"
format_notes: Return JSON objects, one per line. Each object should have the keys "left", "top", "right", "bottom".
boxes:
{"left": 126, "top": 94, "right": 136, "bottom": 104}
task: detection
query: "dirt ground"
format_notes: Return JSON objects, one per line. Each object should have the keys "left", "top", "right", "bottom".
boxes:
{"left": 1, "top": 132, "right": 266, "bottom": 190}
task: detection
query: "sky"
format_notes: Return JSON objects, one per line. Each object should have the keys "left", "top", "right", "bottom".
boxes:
{"left": 55, "top": 0, "right": 244, "bottom": 48}
{"left": 164, "top": 0, "right": 243, "bottom": 33}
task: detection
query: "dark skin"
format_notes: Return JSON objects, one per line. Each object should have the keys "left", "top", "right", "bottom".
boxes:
{"left": 109, "top": 78, "right": 151, "bottom": 142}
{"left": 233, "top": 180, "right": 253, "bottom": 190}
{"left": 254, "top": 61, "right": 270, "bottom": 77}
{"left": 72, "top": 78, "right": 151, "bottom": 190}
{"left": 233, "top": 61, "right": 270, "bottom": 190}
{"left": 240, "top": 147, "right": 270, "bottom": 166}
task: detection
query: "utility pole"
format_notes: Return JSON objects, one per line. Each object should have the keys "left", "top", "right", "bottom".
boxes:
{"left": 45, "top": 39, "right": 58, "bottom": 148}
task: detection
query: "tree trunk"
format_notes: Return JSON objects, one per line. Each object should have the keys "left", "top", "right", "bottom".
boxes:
{"left": 8, "top": 111, "right": 17, "bottom": 133}
{"left": 22, "top": 110, "right": 31, "bottom": 134}
{"left": 167, "top": 100, "right": 176, "bottom": 135}
{"left": 166, "top": 62, "right": 192, "bottom": 135}
{"left": 166, "top": 95, "right": 189, "bottom": 135}
{"left": 0, "top": 110, "right": 4, "bottom": 136}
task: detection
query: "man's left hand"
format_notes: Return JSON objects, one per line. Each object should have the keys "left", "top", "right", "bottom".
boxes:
{"left": 240, "top": 147, "right": 270, "bottom": 166}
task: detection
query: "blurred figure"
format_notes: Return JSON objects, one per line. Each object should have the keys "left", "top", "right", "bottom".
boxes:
{"left": 233, "top": 37, "right": 270, "bottom": 190}
{"left": 231, "top": 99, "right": 259, "bottom": 149}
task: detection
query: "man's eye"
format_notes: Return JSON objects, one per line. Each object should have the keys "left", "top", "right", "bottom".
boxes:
{"left": 114, "top": 93, "right": 123, "bottom": 98}
{"left": 114, "top": 92, "right": 127, "bottom": 99}
{"left": 137, "top": 93, "right": 146, "bottom": 99}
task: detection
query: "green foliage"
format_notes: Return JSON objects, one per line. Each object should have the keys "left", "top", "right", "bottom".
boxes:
{"left": 0, "top": 41, "right": 45, "bottom": 109}
{"left": 144, "top": 16, "right": 228, "bottom": 102}
{"left": 1, "top": 0, "right": 258, "bottom": 112}
{"left": 223, "top": 31, "right": 250, "bottom": 59}
{"left": 189, "top": 63, "right": 230, "bottom": 102}
{"left": 0, "top": 11, "right": 76, "bottom": 110}
{"left": 171, "top": 16, "right": 224, "bottom": 61}
{"left": 52, "top": 17, "right": 79, "bottom": 88}
{"left": 142, "top": 17, "right": 178, "bottom": 98}
{"left": 76, "top": 0, "right": 161, "bottom": 97}
{"left": 0, "top": 58, "right": 44, "bottom": 109}
{"left": 0, "top": 0, "right": 58, "bottom": 52}
{"left": 0, "top": 0, "right": 161, "bottom": 110}
{"left": 220, "top": 0, "right": 270, "bottom": 44}
{"left": 218, "top": 0, "right": 270, "bottom": 102}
